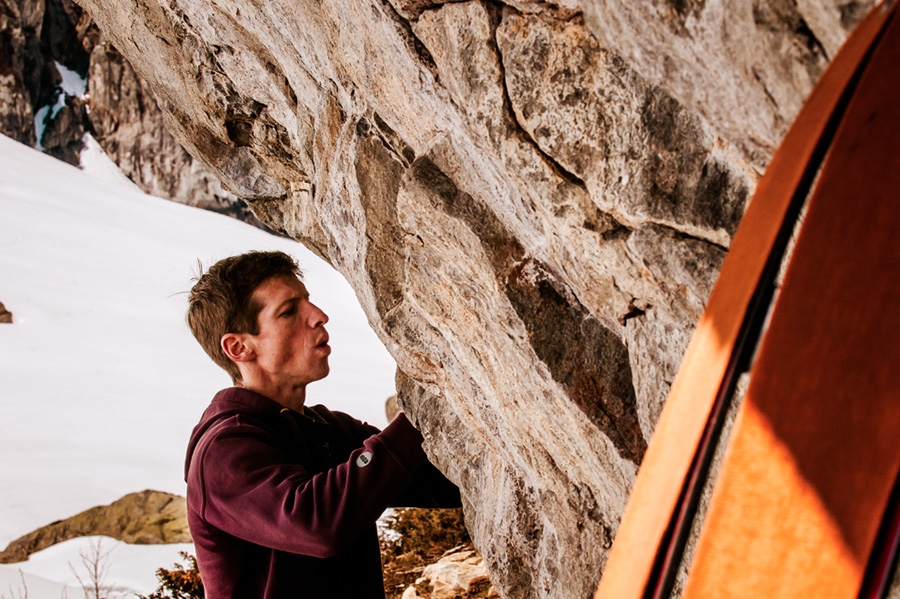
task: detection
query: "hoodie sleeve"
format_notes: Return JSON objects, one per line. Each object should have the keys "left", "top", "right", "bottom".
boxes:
{"left": 189, "top": 413, "right": 427, "bottom": 558}
{"left": 326, "top": 408, "right": 462, "bottom": 508}
{"left": 392, "top": 461, "right": 462, "bottom": 508}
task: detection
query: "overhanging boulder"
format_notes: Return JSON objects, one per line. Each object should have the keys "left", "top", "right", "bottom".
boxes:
{"left": 69, "top": 1, "right": 871, "bottom": 596}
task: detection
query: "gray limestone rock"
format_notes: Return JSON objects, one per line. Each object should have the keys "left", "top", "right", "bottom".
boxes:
{"left": 69, "top": 0, "right": 863, "bottom": 597}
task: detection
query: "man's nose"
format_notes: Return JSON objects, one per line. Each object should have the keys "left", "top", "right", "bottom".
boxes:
{"left": 308, "top": 302, "right": 328, "bottom": 326}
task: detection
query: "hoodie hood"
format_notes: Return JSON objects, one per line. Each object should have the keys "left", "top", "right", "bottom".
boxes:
{"left": 184, "top": 387, "right": 284, "bottom": 482}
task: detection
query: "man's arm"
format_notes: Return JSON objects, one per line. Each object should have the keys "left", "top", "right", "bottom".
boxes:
{"left": 392, "top": 462, "right": 462, "bottom": 508}
{"left": 325, "top": 408, "right": 462, "bottom": 508}
{"left": 190, "top": 413, "right": 427, "bottom": 558}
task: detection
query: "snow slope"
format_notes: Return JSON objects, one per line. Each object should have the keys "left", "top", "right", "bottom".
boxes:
{"left": 1, "top": 535, "right": 196, "bottom": 598}
{"left": 0, "top": 133, "right": 397, "bottom": 596}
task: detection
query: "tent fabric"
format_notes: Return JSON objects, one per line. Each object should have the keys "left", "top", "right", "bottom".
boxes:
{"left": 594, "top": 3, "right": 899, "bottom": 598}
{"left": 682, "top": 7, "right": 900, "bottom": 597}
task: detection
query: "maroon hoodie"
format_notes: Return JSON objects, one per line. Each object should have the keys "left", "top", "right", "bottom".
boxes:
{"left": 185, "top": 387, "right": 460, "bottom": 599}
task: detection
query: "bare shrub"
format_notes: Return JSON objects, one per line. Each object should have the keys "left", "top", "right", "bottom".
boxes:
{"left": 68, "top": 538, "right": 126, "bottom": 599}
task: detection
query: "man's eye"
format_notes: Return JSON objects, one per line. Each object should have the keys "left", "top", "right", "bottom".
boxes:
{"left": 280, "top": 307, "right": 296, "bottom": 317}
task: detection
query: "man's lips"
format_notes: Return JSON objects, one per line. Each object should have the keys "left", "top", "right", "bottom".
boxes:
{"left": 316, "top": 334, "right": 330, "bottom": 351}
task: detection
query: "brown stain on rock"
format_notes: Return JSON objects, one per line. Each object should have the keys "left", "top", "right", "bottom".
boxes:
{"left": 639, "top": 87, "right": 749, "bottom": 238}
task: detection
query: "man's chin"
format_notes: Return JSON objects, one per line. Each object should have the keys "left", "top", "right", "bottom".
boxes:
{"left": 312, "top": 363, "right": 331, "bottom": 382}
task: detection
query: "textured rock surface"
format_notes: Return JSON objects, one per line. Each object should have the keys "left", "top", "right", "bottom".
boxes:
{"left": 16, "top": 0, "right": 92, "bottom": 164}
{"left": 891, "top": 565, "right": 900, "bottom": 599}
{"left": 0, "top": 0, "right": 88, "bottom": 152}
{"left": 578, "top": 0, "right": 875, "bottom": 166}
{"left": 0, "top": 490, "right": 190, "bottom": 563}
{"left": 70, "top": 0, "right": 868, "bottom": 597}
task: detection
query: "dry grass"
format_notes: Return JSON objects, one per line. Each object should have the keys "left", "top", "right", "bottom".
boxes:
{"left": 380, "top": 508, "right": 470, "bottom": 599}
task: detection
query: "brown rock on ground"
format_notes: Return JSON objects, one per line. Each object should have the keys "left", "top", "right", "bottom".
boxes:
{"left": 402, "top": 547, "right": 499, "bottom": 599}
{"left": 0, "top": 301, "right": 12, "bottom": 323}
{"left": 0, "top": 489, "right": 191, "bottom": 563}
{"left": 386, "top": 394, "right": 401, "bottom": 423}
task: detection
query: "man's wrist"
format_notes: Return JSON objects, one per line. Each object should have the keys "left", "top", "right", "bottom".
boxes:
{"left": 377, "top": 413, "right": 428, "bottom": 471}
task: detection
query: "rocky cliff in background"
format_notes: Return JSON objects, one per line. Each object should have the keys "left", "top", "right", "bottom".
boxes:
{"left": 1, "top": 0, "right": 85, "bottom": 158}
{"left": 0, "top": 0, "right": 263, "bottom": 224}
{"left": 85, "top": 33, "right": 260, "bottom": 222}
{"left": 34, "top": 1, "right": 874, "bottom": 597}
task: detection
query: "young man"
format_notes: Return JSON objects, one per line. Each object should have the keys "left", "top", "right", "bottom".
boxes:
{"left": 184, "top": 251, "right": 460, "bottom": 599}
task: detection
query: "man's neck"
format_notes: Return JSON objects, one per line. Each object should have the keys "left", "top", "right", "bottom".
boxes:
{"left": 235, "top": 378, "right": 307, "bottom": 412}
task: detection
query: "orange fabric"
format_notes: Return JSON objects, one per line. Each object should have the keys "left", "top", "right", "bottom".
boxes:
{"left": 688, "top": 402, "right": 861, "bottom": 598}
{"left": 683, "top": 6, "right": 900, "bottom": 598}
{"left": 594, "top": 4, "right": 896, "bottom": 598}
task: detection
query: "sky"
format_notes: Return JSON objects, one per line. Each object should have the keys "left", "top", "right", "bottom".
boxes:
{"left": 0, "top": 132, "right": 398, "bottom": 597}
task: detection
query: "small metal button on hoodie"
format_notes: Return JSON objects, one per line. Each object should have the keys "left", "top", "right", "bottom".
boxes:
{"left": 356, "top": 451, "right": 373, "bottom": 468}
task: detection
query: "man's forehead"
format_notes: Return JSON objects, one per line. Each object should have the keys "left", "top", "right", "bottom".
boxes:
{"left": 254, "top": 275, "right": 308, "bottom": 305}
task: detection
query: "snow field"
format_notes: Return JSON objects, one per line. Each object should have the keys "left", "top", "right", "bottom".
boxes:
{"left": 0, "top": 133, "right": 397, "bottom": 596}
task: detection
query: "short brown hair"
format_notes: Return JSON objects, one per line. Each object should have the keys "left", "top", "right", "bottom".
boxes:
{"left": 187, "top": 251, "right": 302, "bottom": 382}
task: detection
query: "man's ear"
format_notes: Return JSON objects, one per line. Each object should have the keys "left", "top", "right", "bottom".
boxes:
{"left": 221, "top": 333, "right": 255, "bottom": 363}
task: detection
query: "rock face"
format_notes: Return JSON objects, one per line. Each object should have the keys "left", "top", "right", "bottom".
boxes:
{"left": 0, "top": 490, "right": 190, "bottom": 563}
{"left": 0, "top": 0, "right": 88, "bottom": 155}
{"left": 577, "top": 0, "right": 871, "bottom": 167}
{"left": 68, "top": 1, "right": 870, "bottom": 597}
{"left": 0, "top": 0, "right": 99, "bottom": 164}
{"left": 0, "top": 0, "right": 41, "bottom": 147}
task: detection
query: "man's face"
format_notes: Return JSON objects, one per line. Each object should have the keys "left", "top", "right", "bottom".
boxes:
{"left": 246, "top": 275, "right": 331, "bottom": 389}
